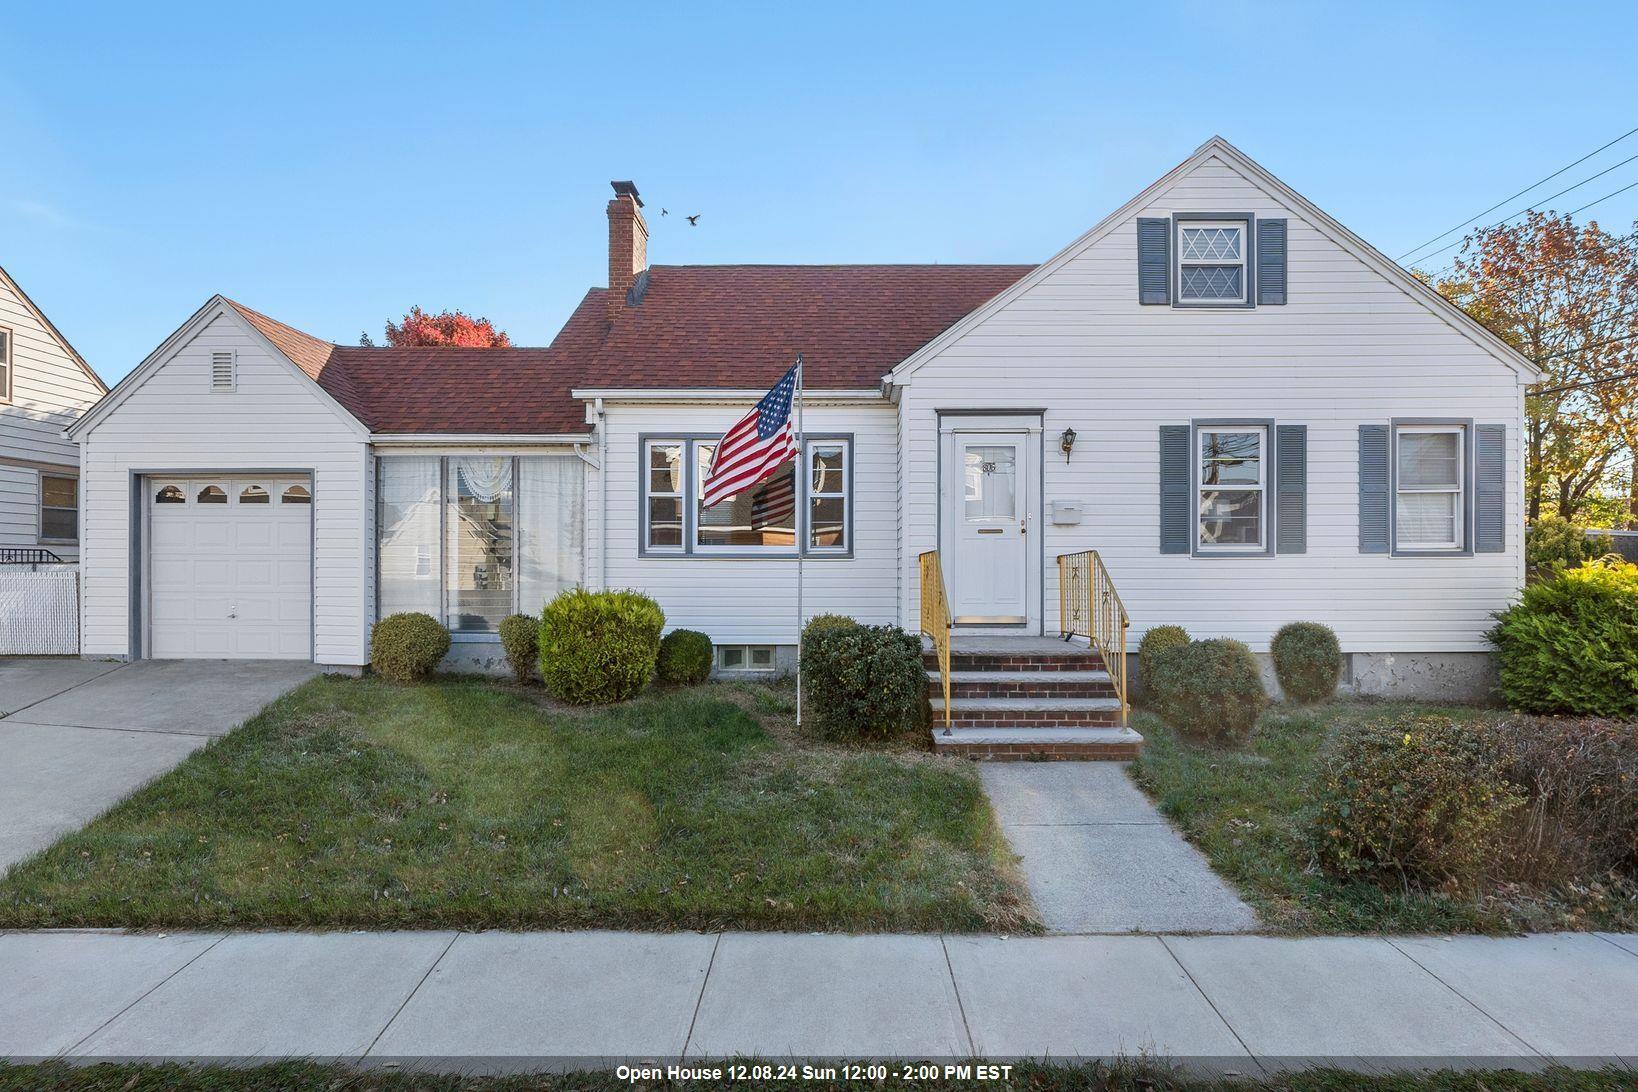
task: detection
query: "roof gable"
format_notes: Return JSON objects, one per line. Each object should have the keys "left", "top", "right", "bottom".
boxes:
{"left": 886, "top": 136, "right": 1541, "bottom": 384}
{"left": 0, "top": 262, "right": 106, "bottom": 394}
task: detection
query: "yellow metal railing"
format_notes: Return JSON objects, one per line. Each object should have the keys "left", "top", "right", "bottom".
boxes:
{"left": 919, "top": 549, "right": 953, "bottom": 728}
{"left": 1057, "top": 550, "right": 1130, "bottom": 726}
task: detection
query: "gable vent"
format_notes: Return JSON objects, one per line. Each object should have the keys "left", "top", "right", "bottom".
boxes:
{"left": 210, "top": 351, "right": 236, "bottom": 392}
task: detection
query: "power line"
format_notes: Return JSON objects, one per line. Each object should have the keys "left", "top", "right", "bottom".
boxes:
{"left": 1405, "top": 151, "right": 1638, "bottom": 268}
{"left": 1535, "top": 367, "right": 1638, "bottom": 396}
{"left": 1397, "top": 125, "right": 1638, "bottom": 262}
{"left": 1413, "top": 201, "right": 1638, "bottom": 282}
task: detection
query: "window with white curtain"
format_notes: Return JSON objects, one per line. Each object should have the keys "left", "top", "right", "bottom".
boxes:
{"left": 377, "top": 453, "right": 584, "bottom": 631}
{"left": 1395, "top": 425, "right": 1466, "bottom": 551}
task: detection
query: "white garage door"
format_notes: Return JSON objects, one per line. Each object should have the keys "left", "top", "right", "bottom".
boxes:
{"left": 147, "top": 477, "right": 312, "bottom": 659}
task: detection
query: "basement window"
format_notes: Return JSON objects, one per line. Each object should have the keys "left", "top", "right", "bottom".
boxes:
{"left": 718, "top": 645, "right": 775, "bottom": 673}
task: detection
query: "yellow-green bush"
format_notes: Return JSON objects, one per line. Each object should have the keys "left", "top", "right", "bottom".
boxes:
{"left": 369, "top": 612, "right": 450, "bottom": 682}
{"left": 1270, "top": 621, "right": 1343, "bottom": 704}
{"left": 1487, "top": 558, "right": 1638, "bottom": 718}
{"left": 657, "top": 629, "right": 713, "bottom": 686}
{"left": 538, "top": 589, "right": 664, "bottom": 704}
{"left": 1150, "top": 637, "right": 1265, "bottom": 742}
{"left": 1312, "top": 713, "right": 1525, "bottom": 891}
{"left": 498, "top": 613, "right": 538, "bottom": 684}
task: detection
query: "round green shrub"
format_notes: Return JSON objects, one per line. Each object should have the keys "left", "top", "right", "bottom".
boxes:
{"left": 802, "top": 613, "right": 859, "bottom": 640}
{"left": 1151, "top": 638, "right": 1266, "bottom": 743}
{"left": 498, "top": 613, "right": 538, "bottom": 684}
{"left": 1487, "top": 558, "right": 1638, "bottom": 718}
{"left": 1138, "top": 624, "right": 1190, "bottom": 695}
{"left": 370, "top": 612, "right": 450, "bottom": 683}
{"left": 801, "top": 623, "right": 925, "bottom": 743}
{"left": 1270, "top": 622, "right": 1343, "bottom": 704}
{"left": 657, "top": 629, "right": 713, "bottom": 686}
{"left": 1312, "top": 713, "right": 1525, "bottom": 891}
{"left": 538, "top": 588, "right": 665, "bottom": 704}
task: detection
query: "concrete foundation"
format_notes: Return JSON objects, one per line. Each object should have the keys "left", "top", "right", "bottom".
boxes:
{"left": 1133, "top": 650, "right": 1502, "bottom": 705}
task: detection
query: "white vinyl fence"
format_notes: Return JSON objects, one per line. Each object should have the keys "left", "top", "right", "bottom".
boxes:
{"left": 0, "top": 564, "right": 80, "bottom": 655}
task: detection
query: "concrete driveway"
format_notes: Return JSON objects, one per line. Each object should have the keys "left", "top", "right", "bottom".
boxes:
{"left": 0, "top": 658, "right": 322, "bottom": 872}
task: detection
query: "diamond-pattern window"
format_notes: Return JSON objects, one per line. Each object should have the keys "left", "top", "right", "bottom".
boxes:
{"left": 1180, "top": 265, "right": 1244, "bottom": 301}
{"left": 1180, "top": 226, "right": 1241, "bottom": 261}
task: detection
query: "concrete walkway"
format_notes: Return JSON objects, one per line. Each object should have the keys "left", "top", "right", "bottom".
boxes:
{"left": 981, "top": 763, "right": 1258, "bottom": 933}
{"left": 0, "top": 658, "right": 323, "bottom": 871}
{"left": 2, "top": 928, "right": 1635, "bottom": 1072}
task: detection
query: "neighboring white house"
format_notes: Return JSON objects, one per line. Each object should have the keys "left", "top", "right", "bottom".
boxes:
{"left": 68, "top": 138, "right": 1538, "bottom": 699}
{"left": 0, "top": 263, "right": 105, "bottom": 563}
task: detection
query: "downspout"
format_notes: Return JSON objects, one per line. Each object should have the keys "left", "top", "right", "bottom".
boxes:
{"left": 597, "top": 397, "right": 608, "bottom": 589}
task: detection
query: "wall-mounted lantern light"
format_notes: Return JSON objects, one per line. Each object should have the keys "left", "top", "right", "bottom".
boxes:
{"left": 1059, "top": 426, "right": 1077, "bottom": 462}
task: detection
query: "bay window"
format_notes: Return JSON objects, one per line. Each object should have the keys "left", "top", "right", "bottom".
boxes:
{"left": 640, "top": 436, "right": 852, "bottom": 556}
{"left": 377, "top": 454, "right": 584, "bottom": 631}
{"left": 1395, "top": 424, "right": 1466, "bottom": 552}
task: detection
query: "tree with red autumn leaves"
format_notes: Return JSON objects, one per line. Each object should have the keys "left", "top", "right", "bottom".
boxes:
{"left": 1430, "top": 211, "right": 1638, "bottom": 525}
{"left": 361, "top": 307, "right": 512, "bottom": 348}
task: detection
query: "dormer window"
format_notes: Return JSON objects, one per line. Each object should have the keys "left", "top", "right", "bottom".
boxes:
{"left": 1177, "top": 220, "right": 1248, "bottom": 304}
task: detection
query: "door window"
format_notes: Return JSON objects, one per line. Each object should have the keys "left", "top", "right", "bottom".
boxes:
{"left": 963, "top": 445, "right": 1017, "bottom": 521}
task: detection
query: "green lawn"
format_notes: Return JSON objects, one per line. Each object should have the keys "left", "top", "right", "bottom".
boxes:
{"left": 1131, "top": 700, "right": 1638, "bottom": 935}
{"left": 3, "top": 1061, "right": 1632, "bottom": 1092}
{"left": 0, "top": 676, "right": 1034, "bottom": 933}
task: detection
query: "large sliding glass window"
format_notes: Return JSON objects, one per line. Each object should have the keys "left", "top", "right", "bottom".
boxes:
{"left": 377, "top": 454, "right": 584, "bottom": 632}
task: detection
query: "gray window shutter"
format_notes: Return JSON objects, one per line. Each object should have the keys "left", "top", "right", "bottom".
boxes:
{"left": 1275, "top": 424, "right": 1307, "bottom": 554}
{"left": 1475, "top": 424, "right": 1506, "bottom": 552}
{"left": 1257, "top": 219, "right": 1287, "bottom": 305}
{"left": 1159, "top": 425, "right": 1190, "bottom": 553}
{"left": 1138, "top": 218, "right": 1170, "bottom": 305}
{"left": 1358, "top": 425, "right": 1389, "bottom": 553}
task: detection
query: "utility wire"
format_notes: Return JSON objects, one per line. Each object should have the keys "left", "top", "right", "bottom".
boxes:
{"left": 1397, "top": 124, "right": 1638, "bottom": 262}
{"left": 1414, "top": 199, "right": 1638, "bottom": 282}
{"left": 1535, "top": 367, "right": 1638, "bottom": 396}
{"left": 1406, "top": 152, "right": 1638, "bottom": 268}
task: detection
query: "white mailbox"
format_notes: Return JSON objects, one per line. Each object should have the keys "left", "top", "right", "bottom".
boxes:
{"left": 1049, "top": 500, "right": 1083, "bottom": 525}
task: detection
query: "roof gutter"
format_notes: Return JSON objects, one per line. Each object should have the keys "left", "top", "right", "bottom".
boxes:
{"left": 369, "top": 432, "right": 594, "bottom": 445}
{"left": 570, "top": 388, "right": 884, "bottom": 404}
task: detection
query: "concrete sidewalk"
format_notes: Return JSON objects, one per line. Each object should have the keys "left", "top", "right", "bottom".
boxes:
{"left": 980, "top": 763, "right": 1258, "bottom": 933}
{"left": 2, "top": 928, "right": 1635, "bottom": 1073}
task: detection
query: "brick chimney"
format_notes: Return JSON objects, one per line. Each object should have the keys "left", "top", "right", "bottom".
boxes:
{"left": 607, "top": 180, "right": 648, "bottom": 322}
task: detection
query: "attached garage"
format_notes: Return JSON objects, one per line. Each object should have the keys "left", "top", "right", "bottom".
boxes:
{"left": 144, "top": 476, "right": 313, "bottom": 659}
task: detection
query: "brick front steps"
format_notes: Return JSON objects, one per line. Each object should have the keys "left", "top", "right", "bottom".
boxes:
{"left": 924, "top": 636, "right": 1143, "bottom": 761}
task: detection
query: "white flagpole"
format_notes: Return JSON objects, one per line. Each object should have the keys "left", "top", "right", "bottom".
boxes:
{"left": 794, "top": 354, "right": 805, "bottom": 727}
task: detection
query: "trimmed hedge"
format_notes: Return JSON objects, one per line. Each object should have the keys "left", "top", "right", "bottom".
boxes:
{"left": 1150, "top": 638, "right": 1265, "bottom": 743}
{"left": 538, "top": 589, "right": 665, "bottom": 704}
{"left": 657, "top": 629, "right": 714, "bottom": 686}
{"left": 370, "top": 612, "right": 450, "bottom": 683}
{"left": 1138, "top": 624, "right": 1190, "bottom": 694}
{"left": 498, "top": 613, "right": 539, "bottom": 684}
{"left": 1270, "top": 622, "right": 1343, "bottom": 704}
{"left": 801, "top": 623, "right": 925, "bottom": 743}
{"left": 1487, "top": 558, "right": 1638, "bottom": 718}
{"left": 1312, "top": 713, "right": 1525, "bottom": 890}
{"left": 802, "top": 614, "right": 859, "bottom": 640}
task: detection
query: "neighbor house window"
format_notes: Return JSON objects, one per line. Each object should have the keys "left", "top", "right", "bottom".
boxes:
{"left": 1395, "top": 424, "right": 1466, "bottom": 551}
{"left": 40, "top": 474, "right": 77, "bottom": 542}
{"left": 0, "top": 326, "right": 11, "bottom": 403}
{"left": 376, "top": 454, "right": 584, "bottom": 632}
{"left": 1198, "top": 426, "right": 1265, "bottom": 550}
{"left": 1177, "top": 220, "right": 1248, "bottom": 304}
{"left": 640, "top": 437, "right": 852, "bottom": 557}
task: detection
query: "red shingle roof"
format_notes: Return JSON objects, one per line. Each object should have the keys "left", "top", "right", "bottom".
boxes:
{"left": 224, "top": 263, "right": 1032, "bottom": 434}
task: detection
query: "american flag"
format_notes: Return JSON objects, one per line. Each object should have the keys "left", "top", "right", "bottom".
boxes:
{"left": 701, "top": 360, "right": 799, "bottom": 509}
{"left": 749, "top": 463, "right": 797, "bottom": 529}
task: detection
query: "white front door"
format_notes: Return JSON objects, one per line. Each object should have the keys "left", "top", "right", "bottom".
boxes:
{"left": 947, "top": 433, "right": 1030, "bottom": 624}
{"left": 147, "top": 476, "right": 313, "bottom": 659}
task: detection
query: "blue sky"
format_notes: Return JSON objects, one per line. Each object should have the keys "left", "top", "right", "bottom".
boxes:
{"left": 4, "top": 1, "right": 1636, "bottom": 383}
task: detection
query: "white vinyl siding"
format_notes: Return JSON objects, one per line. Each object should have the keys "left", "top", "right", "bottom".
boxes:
{"left": 600, "top": 401, "right": 895, "bottom": 643}
{"left": 896, "top": 151, "right": 1526, "bottom": 654}
{"left": 0, "top": 273, "right": 103, "bottom": 561}
{"left": 76, "top": 307, "right": 369, "bottom": 665}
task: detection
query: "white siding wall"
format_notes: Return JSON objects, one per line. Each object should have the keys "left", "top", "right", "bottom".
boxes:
{"left": 898, "top": 154, "right": 1528, "bottom": 653}
{"left": 77, "top": 309, "right": 369, "bottom": 665}
{"left": 599, "top": 400, "right": 898, "bottom": 642}
{"left": 0, "top": 275, "right": 103, "bottom": 561}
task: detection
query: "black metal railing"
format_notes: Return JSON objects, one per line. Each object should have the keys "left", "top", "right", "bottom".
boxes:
{"left": 0, "top": 547, "right": 65, "bottom": 565}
